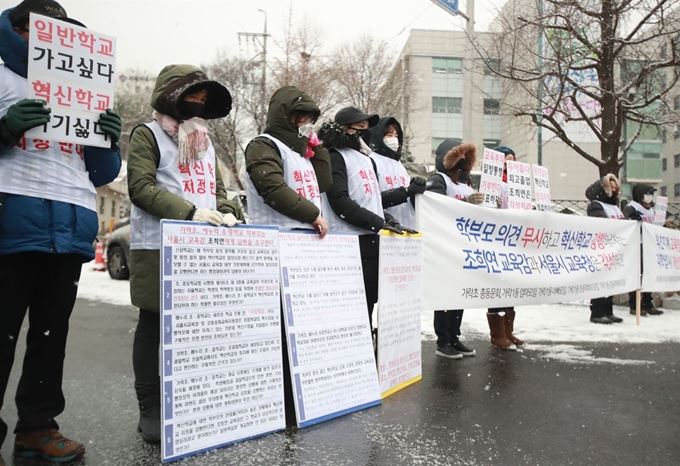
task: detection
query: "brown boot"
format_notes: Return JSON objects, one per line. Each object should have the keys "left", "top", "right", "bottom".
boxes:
{"left": 504, "top": 309, "right": 525, "bottom": 346}
{"left": 487, "top": 312, "right": 516, "bottom": 350}
{"left": 14, "top": 428, "right": 84, "bottom": 462}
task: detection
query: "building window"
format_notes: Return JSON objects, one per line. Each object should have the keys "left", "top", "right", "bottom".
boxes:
{"left": 661, "top": 186, "right": 667, "bottom": 196}
{"left": 674, "top": 95, "right": 680, "bottom": 111}
{"left": 483, "top": 139, "right": 501, "bottom": 149}
{"left": 432, "top": 96, "right": 462, "bottom": 114}
{"left": 432, "top": 57, "right": 463, "bottom": 74}
{"left": 675, "top": 124, "right": 680, "bottom": 139}
{"left": 483, "top": 58, "right": 500, "bottom": 75}
{"left": 663, "top": 158, "right": 667, "bottom": 171}
{"left": 99, "top": 198, "right": 105, "bottom": 215}
{"left": 675, "top": 154, "right": 680, "bottom": 167}
{"left": 675, "top": 183, "right": 680, "bottom": 198}
{"left": 483, "top": 98, "right": 500, "bottom": 115}
{"left": 110, "top": 200, "right": 116, "bottom": 217}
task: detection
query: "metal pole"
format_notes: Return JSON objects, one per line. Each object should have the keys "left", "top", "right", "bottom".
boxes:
{"left": 462, "top": 0, "right": 475, "bottom": 143}
{"left": 536, "top": 0, "right": 543, "bottom": 166}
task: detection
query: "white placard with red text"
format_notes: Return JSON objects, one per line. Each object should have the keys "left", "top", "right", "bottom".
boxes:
{"left": 654, "top": 196, "right": 668, "bottom": 226}
{"left": 26, "top": 13, "right": 116, "bottom": 147}
{"left": 641, "top": 222, "right": 680, "bottom": 292}
{"left": 479, "top": 148, "right": 505, "bottom": 207}
{"left": 532, "top": 164, "right": 552, "bottom": 211}
{"left": 506, "top": 161, "right": 532, "bottom": 210}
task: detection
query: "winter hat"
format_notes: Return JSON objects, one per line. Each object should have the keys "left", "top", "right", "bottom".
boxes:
{"left": 443, "top": 143, "right": 476, "bottom": 172}
{"left": 334, "top": 106, "right": 379, "bottom": 128}
{"left": 10, "top": 0, "right": 85, "bottom": 27}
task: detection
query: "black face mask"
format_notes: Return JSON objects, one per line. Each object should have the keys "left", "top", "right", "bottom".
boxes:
{"left": 179, "top": 101, "right": 206, "bottom": 119}
{"left": 454, "top": 158, "right": 466, "bottom": 170}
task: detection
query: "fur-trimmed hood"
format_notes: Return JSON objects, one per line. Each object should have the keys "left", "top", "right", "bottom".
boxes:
{"left": 443, "top": 143, "right": 476, "bottom": 173}
{"left": 585, "top": 174, "right": 620, "bottom": 204}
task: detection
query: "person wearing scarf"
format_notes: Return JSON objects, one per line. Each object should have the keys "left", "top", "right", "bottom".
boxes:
{"left": 126, "top": 64, "right": 243, "bottom": 443}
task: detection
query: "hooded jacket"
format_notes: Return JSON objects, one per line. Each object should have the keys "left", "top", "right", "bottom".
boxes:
{"left": 0, "top": 7, "right": 121, "bottom": 260}
{"left": 366, "top": 117, "right": 403, "bottom": 161}
{"left": 585, "top": 175, "right": 620, "bottom": 218}
{"left": 622, "top": 184, "right": 657, "bottom": 221}
{"left": 426, "top": 141, "right": 476, "bottom": 196}
{"left": 127, "top": 65, "right": 242, "bottom": 312}
{"left": 244, "top": 86, "right": 331, "bottom": 224}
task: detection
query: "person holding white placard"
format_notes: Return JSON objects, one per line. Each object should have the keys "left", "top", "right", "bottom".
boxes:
{"left": 623, "top": 184, "right": 663, "bottom": 316}
{"left": 585, "top": 174, "right": 625, "bottom": 324}
{"left": 425, "top": 140, "right": 481, "bottom": 359}
{"left": 127, "top": 65, "right": 244, "bottom": 443}
{"left": 0, "top": 1, "right": 122, "bottom": 461}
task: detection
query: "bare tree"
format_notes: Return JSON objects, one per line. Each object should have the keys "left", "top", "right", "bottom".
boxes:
{"left": 114, "top": 71, "right": 155, "bottom": 158}
{"left": 476, "top": 0, "right": 680, "bottom": 176}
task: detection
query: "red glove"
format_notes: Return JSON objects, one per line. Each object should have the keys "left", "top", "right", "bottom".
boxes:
{"left": 305, "top": 132, "right": 320, "bottom": 158}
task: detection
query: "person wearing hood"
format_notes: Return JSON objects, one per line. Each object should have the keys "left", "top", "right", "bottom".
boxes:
{"left": 425, "top": 140, "right": 483, "bottom": 359}
{"left": 486, "top": 145, "right": 524, "bottom": 351}
{"left": 127, "top": 64, "right": 243, "bottom": 442}
{"left": 365, "top": 117, "right": 426, "bottom": 230}
{"left": 0, "top": 0, "right": 121, "bottom": 461}
{"left": 622, "top": 184, "right": 663, "bottom": 316}
{"left": 585, "top": 174, "right": 625, "bottom": 324}
{"left": 244, "top": 86, "right": 331, "bottom": 237}
{"left": 318, "top": 107, "right": 408, "bottom": 328}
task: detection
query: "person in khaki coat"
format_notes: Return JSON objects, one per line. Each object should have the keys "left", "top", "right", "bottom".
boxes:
{"left": 127, "top": 64, "right": 243, "bottom": 442}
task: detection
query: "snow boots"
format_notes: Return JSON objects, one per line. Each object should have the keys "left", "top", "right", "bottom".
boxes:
{"left": 486, "top": 312, "right": 516, "bottom": 350}
{"left": 503, "top": 309, "right": 525, "bottom": 346}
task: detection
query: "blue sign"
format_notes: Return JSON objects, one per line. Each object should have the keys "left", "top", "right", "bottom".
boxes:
{"left": 432, "top": 0, "right": 459, "bottom": 16}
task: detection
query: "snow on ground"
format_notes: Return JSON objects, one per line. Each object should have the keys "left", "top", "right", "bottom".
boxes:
{"left": 78, "top": 263, "right": 680, "bottom": 364}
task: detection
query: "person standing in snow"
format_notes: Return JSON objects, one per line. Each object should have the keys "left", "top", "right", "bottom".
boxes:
{"left": 486, "top": 146, "right": 524, "bottom": 351}
{"left": 364, "top": 116, "right": 426, "bottom": 230}
{"left": 623, "top": 184, "right": 663, "bottom": 316}
{"left": 127, "top": 65, "right": 243, "bottom": 442}
{"left": 0, "top": 0, "right": 122, "bottom": 462}
{"left": 585, "top": 174, "right": 625, "bottom": 324}
{"left": 425, "top": 140, "right": 481, "bottom": 359}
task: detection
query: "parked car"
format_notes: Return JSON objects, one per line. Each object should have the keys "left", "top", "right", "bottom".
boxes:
{"left": 106, "top": 220, "right": 130, "bottom": 280}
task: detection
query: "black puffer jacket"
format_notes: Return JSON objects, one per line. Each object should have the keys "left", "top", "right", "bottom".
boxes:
{"left": 622, "top": 184, "right": 656, "bottom": 220}
{"left": 365, "top": 117, "right": 403, "bottom": 161}
{"left": 427, "top": 140, "right": 475, "bottom": 196}
{"left": 585, "top": 176, "right": 620, "bottom": 218}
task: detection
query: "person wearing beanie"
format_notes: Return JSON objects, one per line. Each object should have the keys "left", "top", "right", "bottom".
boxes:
{"left": 425, "top": 139, "right": 482, "bottom": 359}
{"left": 486, "top": 145, "right": 524, "bottom": 350}
{"left": 127, "top": 64, "right": 244, "bottom": 442}
{"left": 0, "top": 1, "right": 121, "bottom": 461}
{"left": 585, "top": 173, "right": 626, "bottom": 324}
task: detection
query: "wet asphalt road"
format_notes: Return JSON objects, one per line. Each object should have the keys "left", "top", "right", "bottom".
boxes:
{"left": 1, "top": 299, "right": 679, "bottom": 466}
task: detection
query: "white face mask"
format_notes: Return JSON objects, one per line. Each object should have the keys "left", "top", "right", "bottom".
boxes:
{"left": 383, "top": 136, "right": 399, "bottom": 152}
{"left": 298, "top": 122, "right": 314, "bottom": 138}
{"left": 643, "top": 194, "right": 653, "bottom": 204}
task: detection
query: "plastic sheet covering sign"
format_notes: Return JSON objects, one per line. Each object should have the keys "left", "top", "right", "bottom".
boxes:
{"left": 278, "top": 231, "right": 381, "bottom": 427}
{"left": 160, "top": 221, "right": 284, "bottom": 463}
{"left": 506, "top": 161, "right": 533, "bottom": 210}
{"left": 417, "top": 192, "right": 641, "bottom": 309}
{"left": 641, "top": 223, "right": 680, "bottom": 292}
{"left": 377, "top": 231, "right": 423, "bottom": 398}
{"left": 532, "top": 165, "right": 552, "bottom": 212}
{"left": 26, "top": 14, "right": 116, "bottom": 148}
{"left": 654, "top": 196, "right": 668, "bottom": 226}
{"left": 479, "top": 148, "right": 505, "bottom": 207}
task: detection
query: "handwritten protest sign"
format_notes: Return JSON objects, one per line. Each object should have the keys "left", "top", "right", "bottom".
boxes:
{"left": 506, "top": 161, "right": 532, "bottom": 210}
{"left": 532, "top": 164, "right": 552, "bottom": 211}
{"left": 479, "top": 148, "right": 505, "bottom": 207}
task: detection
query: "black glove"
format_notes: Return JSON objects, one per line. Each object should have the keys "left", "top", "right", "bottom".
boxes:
{"left": 0, "top": 99, "right": 51, "bottom": 145}
{"left": 407, "top": 176, "right": 427, "bottom": 195}
{"left": 629, "top": 210, "right": 643, "bottom": 221}
{"left": 382, "top": 216, "right": 404, "bottom": 234}
{"left": 317, "top": 121, "right": 345, "bottom": 149}
{"left": 401, "top": 226, "right": 419, "bottom": 234}
{"left": 98, "top": 109, "right": 122, "bottom": 144}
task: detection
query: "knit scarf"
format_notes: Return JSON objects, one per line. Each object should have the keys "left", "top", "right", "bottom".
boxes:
{"left": 153, "top": 111, "right": 210, "bottom": 166}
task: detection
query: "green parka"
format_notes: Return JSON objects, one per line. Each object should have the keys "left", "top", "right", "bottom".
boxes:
{"left": 127, "top": 64, "right": 243, "bottom": 312}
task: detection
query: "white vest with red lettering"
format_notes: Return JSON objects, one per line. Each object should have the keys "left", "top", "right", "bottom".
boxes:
{"left": 244, "top": 134, "right": 321, "bottom": 230}
{"left": 593, "top": 201, "right": 624, "bottom": 219}
{"left": 438, "top": 171, "right": 474, "bottom": 201}
{"left": 0, "top": 64, "right": 96, "bottom": 210}
{"left": 626, "top": 200, "right": 655, "bottom": 223}
{"left": 323, "top": 147, "right": 383, "bottom": 235}
{"left": 369, "top": 152, "right": 415, "bottom": 229}
{"left": 130, "top": 121, "right": 216, "bottom": 249}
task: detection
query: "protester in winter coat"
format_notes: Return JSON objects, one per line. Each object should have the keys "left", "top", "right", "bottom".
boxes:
{"left": 623, "top": 184, "right": 663, "bottom": 316}
{"left": 425, "top": 140, "right": 482, "bottom": 359}
{"left": 244, "top": 86, "right": 331, "bottom": 237}
{"left": 487, "top": 146, "right": 524, "bottom": 350}
{"left": 127, "top": 64, "right": 243, "bottom": 443}
{"left": 318, "top": 107, "right": 406, "bottom": 327}
{"left": 585, "top": 174, "right": 625, "bottom": 324}
{"left": 0, "top": 1, "right": 122, "bottom": 461}
{"left": 365, "top": 117, "right": 426, "bottom": 229}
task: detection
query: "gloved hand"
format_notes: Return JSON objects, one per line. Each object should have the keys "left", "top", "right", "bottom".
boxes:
{"left": 222, "top": 213, "right": 242, "bottom": 227}
{"left": 305, "top": 132, "right": 320, "bottom": 158}
{"left": 466, "top": 192, "right": 485, "bottom": 205}
{"left": 628, "top": 210, "right": 642, "bottom": 221}
{"left": 401, "top": 226, "right": 419, "bottom": 234}
{"left": 192, "top": 208, "right": 223, "bottom": 226}
{"left": 98, "top": 109, "right": 122, "bottom": 143}
{"left": 2, "top": 99, "right": 51, "bottom": 139}
{"left": 407, "top": 176, "right": 427, "bottom": 195}
{"left": 382, "top": 216, "right": 404, "bottom": 234}
{"left": 317, "top": 121, "right": 344, "bottom": 149}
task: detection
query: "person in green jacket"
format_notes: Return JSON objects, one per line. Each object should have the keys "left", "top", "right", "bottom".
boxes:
{"left": 127, "top": 64, "right": 243, "bottom": 443}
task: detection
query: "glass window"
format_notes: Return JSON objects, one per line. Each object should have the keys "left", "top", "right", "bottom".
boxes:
{"left": 674, "top": 95, "right": 680, "bottom": 111}
{"left": 432, "top": 57, "right": 463, "bottom": 74}
{"left": 483, "top": 58, "right": 500, "bottom": 75}
{"left": 675, "top": 183, "right": 680, "bottom": 197}
{"left": 662, "top": 158, "right": 667, "bottom": 171}
{"left": 674, "top": 154, "right": 680, "bottom": 167}
{"left": 661, "top": 186, "right": 667, "bottom": 196}
{"left": 432, "top": 96, "right": 462, "bottom": 114}
{"left": 483, "top": 139, "right": 501, "bottom": 149}
{"left": 483, "top": 99, "right": 500, "bottom": 115}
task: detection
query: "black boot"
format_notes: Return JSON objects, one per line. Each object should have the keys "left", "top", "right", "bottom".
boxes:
{"left": 135, "top": 382, "right": 160, "bottom": 443}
